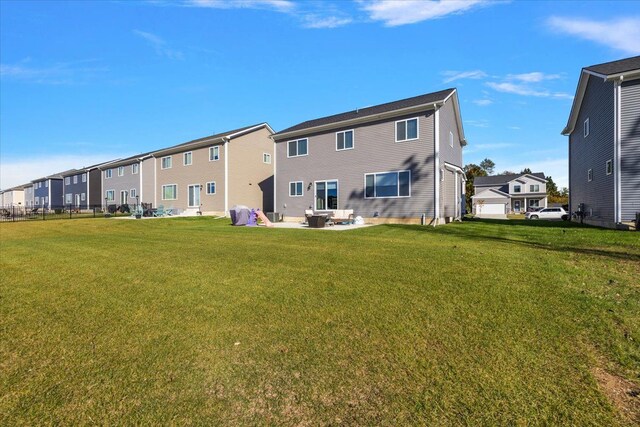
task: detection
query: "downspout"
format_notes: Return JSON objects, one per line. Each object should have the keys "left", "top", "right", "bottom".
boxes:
{"left": 433, "top": 104, "right": 440, "bottom": 226}
{"left": 614, "top": 76, "right": 623, "bottom": 223}
{"left": 87, "top": 170, "right": 90, "bottom": 209}
{"left": 271, "top": 136, "right": 277, "bottom": 214}
{"left": 153, "top": 158, "right": 157, "bottom": 208}
{"left": 224, "top": 137, "right": 230, "bottom": 216}
{"left": 139, "top": 160, "right": 143, "bottom": 203}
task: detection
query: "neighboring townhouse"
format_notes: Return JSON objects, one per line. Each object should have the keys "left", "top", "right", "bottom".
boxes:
{"left": 152, "top": 123, "right": 274, "bottom": 215}
{"left": 31, "top": 170, "right": 75, "bottom": 210}
{"left": 0, "top": 184, "right": 27, "bottom": 207}
{"left": 472, "top": 173, "right": 548, "bottom": 217}
{"left": 562, "top": 56, "right": 640, "bottom": 228}
{"left": 98, "top": 154, "right": 152, "bottom": 210}
{"left": 23, "top": 184, "right": 34, "bottom": 208}
{"left": 62, "top": 163, "right": 109, "bottom": 210}
{"left": 272, "top": 89, "right": 467, "bottom": 224}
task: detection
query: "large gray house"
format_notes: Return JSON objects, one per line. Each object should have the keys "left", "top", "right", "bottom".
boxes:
{"left": 272, "top": 89, "right": 467, "bottom": 224}
{"left": 562, "top": 56, "right": 640, "bottom": 228}
{"left": 472, "top": 173, "right": 548, "bottom": 217}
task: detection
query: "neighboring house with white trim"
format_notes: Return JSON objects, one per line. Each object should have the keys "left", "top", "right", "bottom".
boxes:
{"left": 272, "top": 89, "right": 467, "bottom": 224}
{"left": 0, "top": 184, "right": 27, "bottom": 207}
{"left": 63, "top": 161, "right": 117, "bottom": 210}
{"left": 472, "top": 173, "right": 548, "bottom": 217}
{"left": 562, "top": 56, "right": 640, "bottom": 229}
{"left": 31, "top": 170, "right": 76, "bottom": 210}
{"left": 151, "top": 123, "right": 274, "bottom": 215}
{"left": 98, "top": 154, "right": 152, "bottom": 210}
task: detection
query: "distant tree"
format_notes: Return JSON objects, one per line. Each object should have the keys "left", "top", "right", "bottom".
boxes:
{"left": 464, "top": 163, "right": 487, "bottom": 212}
{"left": 546, "top": 176, "right": 560, "bottom": 197}
{"left": 546, "top": 177, "right": 568, "bottom": 204}
{"left": 498, "top": 170, "right": 516, "bottom": 175}
{"left": 480, "top": 158, "right": 495, "bottom": 175}
{"left": 521, "top": 167, "right": 532, "bottom": 174}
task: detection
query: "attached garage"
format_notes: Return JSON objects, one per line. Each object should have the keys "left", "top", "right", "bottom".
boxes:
{"left": 476, "top": 202, "right": 505, "bottom": 215}
{"left": 472, "top": 188, "right": 510, "bottom": 218}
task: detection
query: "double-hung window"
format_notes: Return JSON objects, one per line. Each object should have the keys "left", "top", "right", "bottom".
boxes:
{"left": 73, "top": 175, "right": 78, "bottom": 184}
{"left": 529, "top": 184, "right": 539, "bottom": 192}
{"left": 65, "top": 177, "right": 70, "bottom": 185}
{"left": 82, "top": 173, "right": 87, "bottom": 182}
{"left": 118, "top": 166, "right": 124, "bottom": 176}
{"left": 365, "top": 171, "right": 410, "bottom": 198}
{"left": 184, "top": 152, "right": 192, "bottom": 166}
{"left": 132, "top": 163, "right": 139, "bottom": 174}
{"left": 81, "top": 193, "right": 86, "bottom": 201}
{"left": 289, "top": 181, "right": 303, "bottom": 197}
{"left": 65, "top": 193, "right": 72, "bottom": 204}
{"left": 206, "top": 182, "right": 216, "bottom": 195}
{"left": 130, "top": 188, "right": 137, "bottom": 198}
{"left": 513, "top": 185, "right": 521, "bottom": 193}
{"left": 209, "top": 146, "right": 220, "bottom": 161}
{"left": 105, "top": 169, "right": 113, "bottom": 179}
{"left": 162, "top": 184, "right": 177, "bottom": 200}
{"left": 336, "top": 130, "right": 354, "bottom": 151}
{"left": 396, "top": 118, "right": 418, "bottom": 142}
{"left": 161, "top": 156, "right": 172, "bottom": 169}
{"left": 288, "top": 139, "right": 308, "bottom": 157}
{"left": 106, "top": 190, "right": 115, "bottom": 202}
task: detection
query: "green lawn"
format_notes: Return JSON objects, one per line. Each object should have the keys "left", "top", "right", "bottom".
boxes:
{"left": 1, "top": 218, "right": 638, "bottom": 425}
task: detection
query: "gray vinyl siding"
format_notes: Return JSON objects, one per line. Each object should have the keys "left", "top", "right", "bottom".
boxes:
{"left": 63, "top": 172, "right": 89, "bottom": 208}
{"left": 620, "top": 79, "right": 640, "bottom": 221}
{"left": 275, "top": 111, "right": 436, "bottom": 219}
{"left": 438, "top": 99, "right": 464, "bottom": 218}
{"left": 569, "top": 75, "right": 615, "bottom": 221}
{"left": 103, "top": 163, "right": 142, "bottom": 207}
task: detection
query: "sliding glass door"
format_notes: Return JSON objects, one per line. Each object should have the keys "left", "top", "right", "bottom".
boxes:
{"left": 315, "top": 180, "right": 338, "bottom": 210}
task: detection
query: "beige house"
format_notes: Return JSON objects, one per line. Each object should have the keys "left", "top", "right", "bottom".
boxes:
{"left": 152, "top": 123, "right": 275, "bottom": 215}
{"left": 0, "top": 184, "right": 27, "bottom": 207}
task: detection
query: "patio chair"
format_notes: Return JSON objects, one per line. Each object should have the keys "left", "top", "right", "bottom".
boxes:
{"left": 153, "top": 205, "right": 165, "bottom": 217}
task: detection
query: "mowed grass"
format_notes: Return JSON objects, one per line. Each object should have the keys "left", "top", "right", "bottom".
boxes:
{"left": 1, "top": 217, "right": 638, "bottom": 425}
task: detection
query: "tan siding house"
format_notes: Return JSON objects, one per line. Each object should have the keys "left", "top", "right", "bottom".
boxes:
{"left": 152, "top": 123, "right": 274, "bottom": 215}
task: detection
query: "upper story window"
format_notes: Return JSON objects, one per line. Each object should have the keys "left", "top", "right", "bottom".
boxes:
{"left": 449, "top": 131, "right": 454, "bottom": 148}
{"left": 132, "top": 163, "right": 139, "bottom": 174}
{"left": 336, "top": 130, "right": 354, "bottom": 151}
{"left": 118, "top": 166, "right": 124, "bottom": 176}
{"left": 183, "top": 152, "right": 192, "bottom": 166}
{"left": 82, "top": 173, "right": 87, "bottom": 182}
{"left": 44, "top": 181, "right": 48, "bottom": 187}
{"left": 588, "top": 169, "right": 593, "bottom": 182}
{"left": 288, "top": 138, "right": 308, "bottom": 157}
{"left": 606, "top": 159, "right": 612, "bottom": 175}
{"left": 529, "top": 184, "right": 540, "bottom": 192}
{"left": 396, "top": 118, "right": 419, "bottom": 142}
{"left": 161, "top": 156, "right": 172, "bottom": 169}
{"left": 584, "top": 118, "right": 590, "bottom": 138}
{"left": 209, "top": 146, "right": 220, "bottom": 161}
{"left": 263, "top": 153, "right": 272, "bottom": 164}
{"left": 73, "top": 175, "right": 78, "bottom": 184}
{"left": 65, "top": 177, "right": 70, "bottom": 185}
{"left": 105, "top": 169, "right": 113, "bottom": 179}
{"left": 513, "top": 185, "right": 521, "bottom": 193}
{"left": 365, "top": 170, "right": 411, "bottom": 198}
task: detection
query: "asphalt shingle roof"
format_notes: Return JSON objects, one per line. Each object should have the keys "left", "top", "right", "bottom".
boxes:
{"left": 474, "top": 172, "right": 546, "bottom": 186}
{"left": 584, "top": 56, "right": 640, "bottom": 76}
{"left": 275, "top": 89, "right": 456, "bottom": 136}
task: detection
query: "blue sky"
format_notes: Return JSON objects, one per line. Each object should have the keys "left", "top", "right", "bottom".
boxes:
{"left": 1, "top": 0, "right": 639, "bottom": 190}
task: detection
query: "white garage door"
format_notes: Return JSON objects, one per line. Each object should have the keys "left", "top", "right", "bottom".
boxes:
{"left": 478, "top": 203, "right": 504, "bottom": 215}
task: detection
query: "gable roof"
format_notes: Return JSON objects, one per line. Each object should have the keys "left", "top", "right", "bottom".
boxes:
{"left": 562, "top": 56, "right": 640, "bottom": 135}
{"left": 273, "top": 89, "right": 466, "bottom": 145}
{"left": 471, "top": 188, "right": 511, "bottom": 199}
{"left": 32, "top": 169, "right": 78, "bottom": 182}
{"left": 474, "top": 172, "right": 546, "bottom": 186}
{"left": 151, "top": 123, "right": 274, "bottom": 157}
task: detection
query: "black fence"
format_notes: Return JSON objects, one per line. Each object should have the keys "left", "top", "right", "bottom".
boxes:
{"left": 0, "top": 204, "right": 150, "bottom": 222}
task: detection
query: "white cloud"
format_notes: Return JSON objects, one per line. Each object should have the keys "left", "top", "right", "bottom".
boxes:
{"left": 133, "top": 30, "right": 184, "bottom": 60}
{"left": 0, "top": 59, "right": 106, "bottom": 85}
{"left": 441, "top": 70, "right": 487, "bottom": 83}
{"left": 186, "top": 0, "right": 295, "bottom": 12}
{"left": 472, "top": 99, "right": 493, "bottom": 106}
{"left": 361, "top": 0, "right": 492, "bottom": 26}
{"left": 465, "top": 119, "right": 489, "bottom": 128}
{"left": 0, "top": 154, "right": 130, "bottom": 190}
{"left": 507, "top": 72, "right": 561, "bottom": 83}
{"left": 486, "top": 81, "right": 572, "bottom": 99}
{"left": 302, "top": 15, "right": 352, "bottom": 29}
{"left": 547, "top": 16, "right": 640, "bottom": 55}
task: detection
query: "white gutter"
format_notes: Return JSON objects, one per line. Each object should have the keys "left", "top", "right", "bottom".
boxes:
{"left": 153, "top": 158, "right": 157, "bottom": 208}
{"left": 615, "top": 78, "right": 622, "bottom": 223}
{"left": 272, "top": 136, "right": 277, "bottom": 213}
{"left": 434, "top": 105, "right": 440, "bottom": 226}
{"left": 139, "top": 160, "right": 143, "bottom": 203}
{"left": 224, "top": 137, "right": 230, "bottom": 216}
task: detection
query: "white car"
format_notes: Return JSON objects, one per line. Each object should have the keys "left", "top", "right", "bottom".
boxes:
{"left": 525, "top": 207, "right": 568, "bottom": 220}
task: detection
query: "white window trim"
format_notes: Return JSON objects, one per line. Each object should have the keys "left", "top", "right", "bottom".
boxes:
{"left": 584, "top": 117, "right": 590, "bottom": 138}
{"left": 209, "top": 146, "right": 220, "bottom": 162}
{"left": 449, "top": 131, "right": 454, "bottom": 148}
{"left": 73, "top": 175, "right": 78, "bottom": 184}
{"left": 206, "top": 181, "right": 216, "bottom": 195}
{"left": 289, "top": 181, "right": 304, "bottom": 197}
{"left": 263, "top": 153, "right": 272, "bottom": 164}
{"left": 82, "top": 173, "right": 87, "bottom": 182}
{"left": 118, "top": 166, "right": 124, "bottom": 177}
{"left": 132, "top": 164, "right": 139, "bottom": 174}
{"left": 65, "top": 177, "right": 70, "bottom": 185}
{"left": 314, "top": 179, "right": 339, "bottom": 210}
{"left": 183, "top": 151, "right": 193, "bottom": 166}
{"left": 161, "top": 156, "right": 172, "bottom": 170}
{"left": 395, "top": 117, "right": 420, "bottom": 143}
{"left": 105, "top": 189, "right": 115, "bottom": 202}
{"left": 287, "top": 138, "right": 309, "bottom": 158}
{"left": 105, "top": 169, "right": 113, "bottom": 179}
{"left": 588, "top": 168, "right": 593, "bottom": 182}
{"left": 81, "top": 193, "right": 86, "bottom": 201}
{"left": 130, "top": 188, "right": 137, "bottom": 198}
{"left": 363, "top": 170, "right": 412, "bottom": 199}
{"left": 606, "top": 159, "right": 612, "bottom": 175}
{"left": 162, "top": 184, "right": 177, "bottom": 200}
{"left": 530, "top": 184, "right": 540, "bottom": 192}
{"left": 336, "top": 130, "right": 355, "bottom": 151}
{"left": 65, "top": 193, "right": 73, "bottom": 204}
{"left": 513, "top": 185, "right": 522, "bottom": 193}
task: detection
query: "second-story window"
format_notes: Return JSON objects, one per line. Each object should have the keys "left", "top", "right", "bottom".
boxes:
{"left": 584, "top": 118, "right": 590, "bottom": 138}
{"left": 530, "top": 184, "right": 539, "bottom": 192}
{"left": 336, "top": 130, "right": 354, "bottom": 151}
{"left": 132, "top": 164, "right": 139, "bottom": 174}
{"left": 209, "top": 146, "right": 220, "bottom": 161}
{"left": 73, "top": 175, "right": 78, "bottom": 184}
{"left": 65, "top": 177, "right": 70, "bottom": 185}
{"left": 105, "top": 169, "right": 112, "bottom": 179}
{"left": 396, "top": 118, "right": 419, "bottom": 142}
{"left": 118, "top": 166, "right": 124, "bottom": 176}
{"left": 288, "top": 138, "right": 308, "bottom": 157}
{"left": 82, "top": 173, "right": 86, "bottom": 182}
{"left": 161, "top": 156, "right": 172, "bottom": 169}
{"left": 263, "top": 153, "right": 272, "bottom": 164}
{"left": 513, "top": 185, "right": 521, "bottom": 193}
{"left": 184, "top": 152, "right": 192, "bottom": 166}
